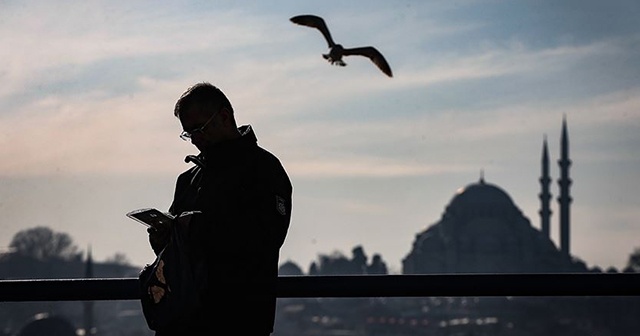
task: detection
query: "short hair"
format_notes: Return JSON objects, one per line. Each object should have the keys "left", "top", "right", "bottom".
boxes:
{"left": 173, "top": 82, "right": 234, "bottom": 118}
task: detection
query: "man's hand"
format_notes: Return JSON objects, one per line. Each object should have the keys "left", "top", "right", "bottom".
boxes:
{"left": 147, "top": 211, "right": 200, "bottom": 255}
{"left": 175, "top": 210, "right": 200, "bottom": 227}
{"left": 147, "top": 224, "right": 171, "bottom": 255}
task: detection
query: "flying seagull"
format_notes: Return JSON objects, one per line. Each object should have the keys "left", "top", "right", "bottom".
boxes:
{"left": 290, "top": 14, "right": 393, "bottom": 78}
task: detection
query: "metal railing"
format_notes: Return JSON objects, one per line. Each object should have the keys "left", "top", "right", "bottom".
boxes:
{"left": 1, "top": 273, "right": 639, "bottom": 302}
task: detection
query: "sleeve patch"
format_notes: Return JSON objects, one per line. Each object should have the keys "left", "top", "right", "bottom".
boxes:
{"left": 276, "top": 195, "right": 287, "bottom": 216}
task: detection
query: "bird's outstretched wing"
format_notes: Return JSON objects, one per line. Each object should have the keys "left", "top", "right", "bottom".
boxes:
{"left": 290, "top": 15, "right": 336, "bottom": 48}
{"left": 343, "top": 46, "right": 393, "bottom": 77}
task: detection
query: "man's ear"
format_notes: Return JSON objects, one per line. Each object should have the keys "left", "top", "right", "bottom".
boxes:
{"left": 219, "top": 107, "right": 233, "bottom": 126}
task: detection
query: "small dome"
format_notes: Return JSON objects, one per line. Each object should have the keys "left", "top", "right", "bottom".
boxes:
{"left": 18, "top": 314, "right": 76, "bottom": 336}
{"left": 279, "top": 260, "right": 304, "bottom": 276}
{"left": 447, "top": 177, "right": 515, "bottom": 212}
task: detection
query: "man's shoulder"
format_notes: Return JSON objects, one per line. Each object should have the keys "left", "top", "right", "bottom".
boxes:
{"left": 176, "top": 164, "right": 200, "bottom": 180}
{"left": 243, "top": 141, "right": 276, "bottom": 161}
{"left": 249, "top": 146, "right": 291, "bottom": 184}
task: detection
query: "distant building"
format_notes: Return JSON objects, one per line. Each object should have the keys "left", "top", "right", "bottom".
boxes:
{"left": 402, "top": 118, "right": 587, "bottom": 274}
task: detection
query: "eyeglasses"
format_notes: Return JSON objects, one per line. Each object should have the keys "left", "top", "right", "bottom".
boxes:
{"left": 179, "top": 111, "right": 218, "bottom": 141}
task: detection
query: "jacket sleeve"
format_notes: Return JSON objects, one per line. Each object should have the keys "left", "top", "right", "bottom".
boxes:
{"left": 266, "top": 160, "right": 293, "bottom": 248}
{"left": 227, "top": 155, "right": 292, "bottom": 281}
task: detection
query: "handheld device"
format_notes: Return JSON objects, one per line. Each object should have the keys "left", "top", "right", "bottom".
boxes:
{"left": 126, "top": 208, "right": 174, "bottom": 229}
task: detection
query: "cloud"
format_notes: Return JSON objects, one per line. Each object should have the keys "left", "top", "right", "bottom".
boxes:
{"left": 0, "top": 1, "right": 298, "bottom": 102}
{"left": 287, "top": 157, "right": 472, "bottom": 178}
{"left": 1, "top": 1, "right": 639, "bottom": 184}
{"left": 0, "top": 78, "right": 188, "bottom": 176}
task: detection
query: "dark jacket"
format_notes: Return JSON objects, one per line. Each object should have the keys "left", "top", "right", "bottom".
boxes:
{"left": 163, "top": 125, "right": 292, "bottom": 334}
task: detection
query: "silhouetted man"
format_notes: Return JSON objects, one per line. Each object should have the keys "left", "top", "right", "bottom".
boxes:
{"left": 147, "top": 82, "right": 293, "bottom": 335}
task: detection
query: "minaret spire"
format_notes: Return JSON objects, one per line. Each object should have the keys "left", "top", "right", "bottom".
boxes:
{"left": 558, "top": 115, "right": 572, "bottom": 255}
{"left": 539, "top": 134, "right": 552, "bottom": 238}
{"left": 85, "top": 245, "right": 93, "bottom": 278}
{"left": 84, "top": 246, "right": 95, "bottom": 335}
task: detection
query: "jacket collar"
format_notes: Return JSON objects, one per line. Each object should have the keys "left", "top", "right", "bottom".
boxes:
{"left": 184, "top": 125, "right": 257, "bottom": 168}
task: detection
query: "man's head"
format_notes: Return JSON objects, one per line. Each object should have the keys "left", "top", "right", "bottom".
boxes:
{"left": 174, "top": 82, "right": 240, "bottom": 151}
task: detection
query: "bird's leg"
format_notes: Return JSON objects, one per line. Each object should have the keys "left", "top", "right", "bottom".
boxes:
{"left": 322, "top": 54, "right": 336, "bottom": 64}
{"left": 323, "top": 54, "right": 346, "bottom": 67}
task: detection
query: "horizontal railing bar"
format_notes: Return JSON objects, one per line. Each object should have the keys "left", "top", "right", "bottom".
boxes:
{"left": 1, "top": 273, "right": 639, "bottom": 302}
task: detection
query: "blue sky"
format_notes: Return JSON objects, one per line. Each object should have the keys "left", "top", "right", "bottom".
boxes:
{"left": 1, "top": 0, "right": 639, "bottom": 273}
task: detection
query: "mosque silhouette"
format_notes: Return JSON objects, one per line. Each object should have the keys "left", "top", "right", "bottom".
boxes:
{"left": 402, "top": 116, "right": 588, "bottom": 274}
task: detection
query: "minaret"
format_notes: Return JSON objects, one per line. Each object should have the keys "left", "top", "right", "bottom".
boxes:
{"left": 84, "top": 246, "right": 95, "bottom": 335}
{"left": 539, "top": 135, "right": 552, "bottom": 238}
{"left": 557, "top": 116, "right": 572, "bottom": 255}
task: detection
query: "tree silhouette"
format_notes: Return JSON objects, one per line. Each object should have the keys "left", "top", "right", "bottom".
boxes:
{"left": 105, "top": 252, "right": 131, "bottom": 266}
{"left": 309, "top": 246, "right": 389, "bottom": 275}
{"left": 9, "top": 226, "right": 80, "bottom": 261}
{"left": 351, "top": 245, "right": 368, "bottom": 273}
{"left": 317, "top": 252, "right": 355, "bottom": 274}
{"left": 367, "top": 254, "right": 388, "bottom": 275}
{"left": 626, "top": 247, "right": 640, "bottom": 272}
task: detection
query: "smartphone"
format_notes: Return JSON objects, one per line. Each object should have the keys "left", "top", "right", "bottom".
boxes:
{"left": 126, "top": 208, "right": 174, "bottom": 229}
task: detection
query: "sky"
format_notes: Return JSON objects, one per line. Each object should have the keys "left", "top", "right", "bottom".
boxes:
{"left": 1, "top": 0, "right": 639, "bottom": 274}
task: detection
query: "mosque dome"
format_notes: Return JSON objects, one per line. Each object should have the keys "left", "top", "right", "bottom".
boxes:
{"left": 445, "top": 176, "right": 516, "bottom": 217}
